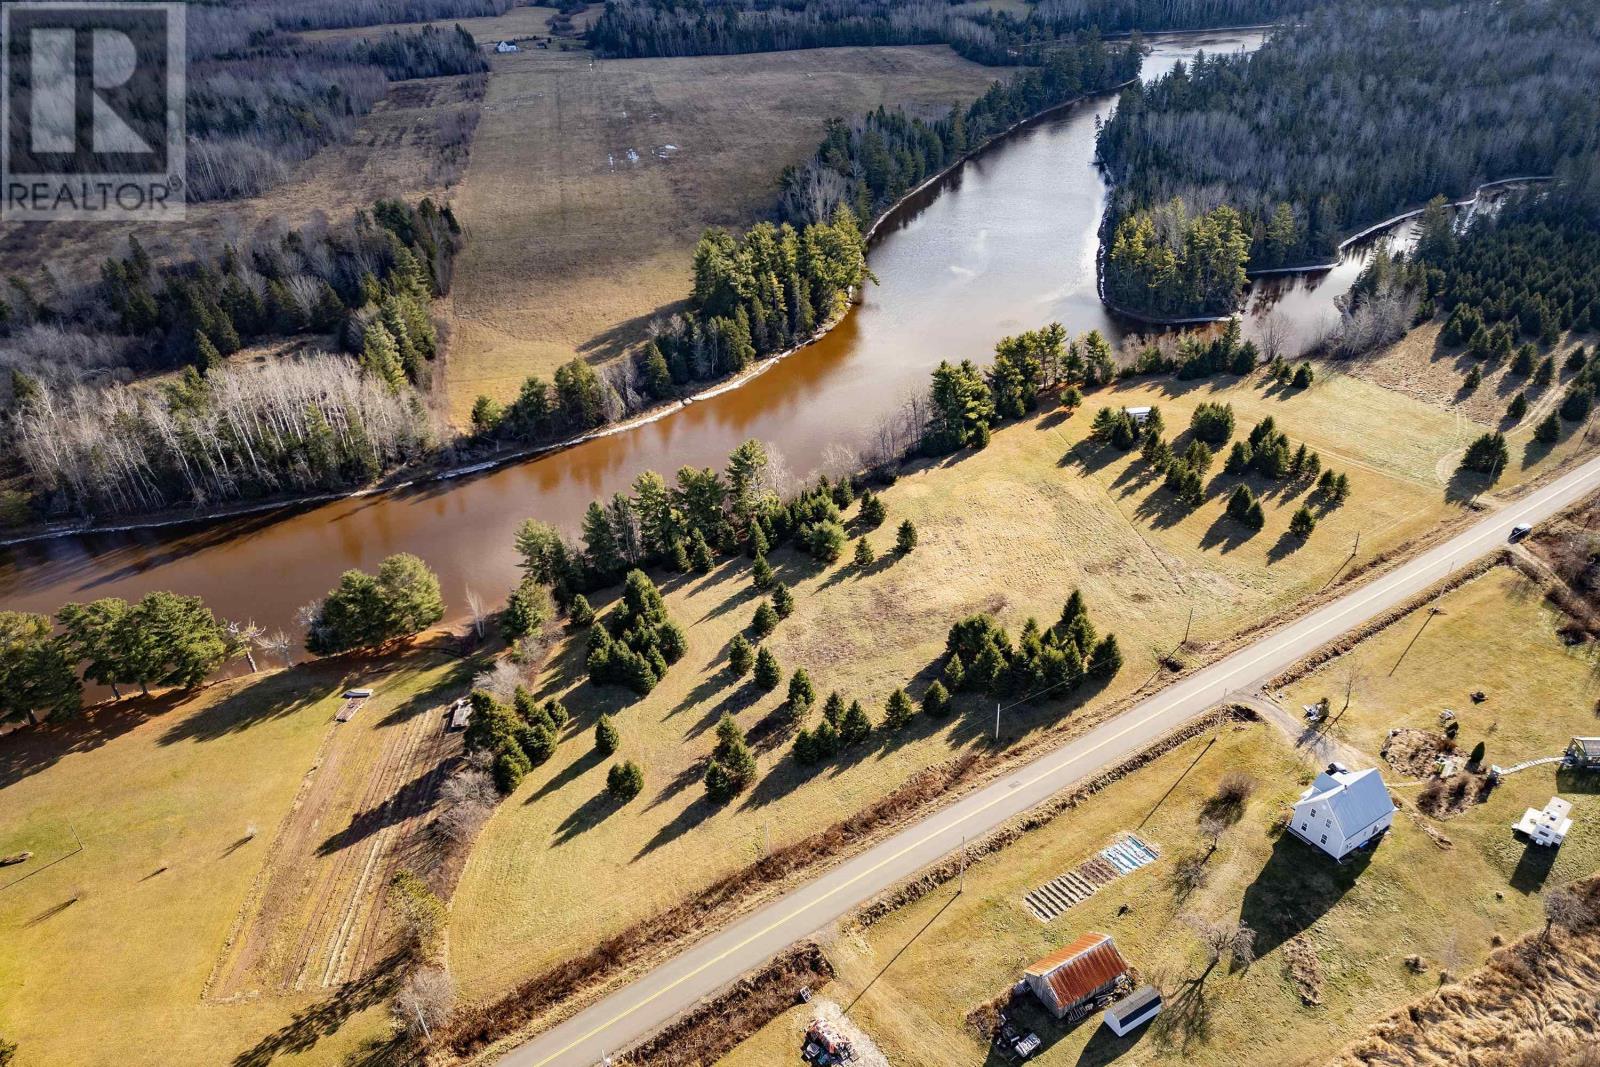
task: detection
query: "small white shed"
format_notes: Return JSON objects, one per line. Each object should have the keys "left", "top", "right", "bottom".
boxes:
{"left": 496, "top": 40, "right": 520, "bottom": 53}
{"left": 1103, "top": 985, "right": 1162, "bottom": 1036}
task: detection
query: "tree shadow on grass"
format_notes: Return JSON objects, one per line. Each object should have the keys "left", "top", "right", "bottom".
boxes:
{"left": 687, "top": 678, "right": 764, "bottom": 741}
{"left": 1075, "top": 1016, "right": 1152, "bottom": 1065}
{"left": 635, "top": 795, "right": 717, "bottom": 858}
{"left": 231, "top": 949, "right": 407, "bottom": 1067}
{"left": 1522, "top": 435, "right": 1558, "bottom": 471}
{"left": 645, "top": 756, "right": 707, "bottom": 812}
{"left": 1266, "top": 530, "right": 1306, "bottom": 565}
{"left": 317, "top": 769, "right": 440, "bottom": 857}
{"left": 373, "top": 655, "right": 482, "bottom": 729}
{"left": 1149, "top": 974, "right": 1214, "bottom": 1055}
{"left": 1198, "top": 513, "right": 1259, "bottom": 555}
{"left": 1239, "top": 831, "right": 1372, "bottom": 958}
{"left": 1131, "top": 486, "right": 1198, "bottom": 531}
{"left": 1444, "top": 465, "right": 1497, "bottom": 505}
{"left": 577, "top": 300, "right": 686, "bottom": 362}
{"left": 526, "top": 744, "right": 607, "bottom": 803}
{"left": 24, "top": 896, "right": 79, "bottom": 927}
{"left": 158, "top": 672, "right": 330, "bottom": 747}
{"left": 1, "top": 690, "right": 186, "bottom": 788}
{"left": 552, "top": 789, "right": 619, "bottom": 845}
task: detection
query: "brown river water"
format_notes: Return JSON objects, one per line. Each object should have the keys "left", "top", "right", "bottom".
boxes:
{"left": 6, "top": 29, "right": 1418, "bottom": 639}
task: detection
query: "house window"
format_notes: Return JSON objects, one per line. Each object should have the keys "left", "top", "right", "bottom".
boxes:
{"left": 1320, "top": 835, "right": 1328, "bottom": 845}
{"left": 1310, "top": 808, "right": 1317, "bottom": 817}
{"left": 1300, "top": 823, "right": 1308, "bottom": 832}
{"left": 1325, "top": 819, "right": 1331, "bottom": 828}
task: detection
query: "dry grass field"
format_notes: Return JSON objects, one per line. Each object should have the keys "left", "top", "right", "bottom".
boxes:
{"left": 0, "top": 73, "right": 480, "bottom": 284}
{"left": 445, "top": 361, "right": 1598, "bottom": 1005}
{"left": 440, "top": 43, "right": 1001, "bottom": 422}
{"left": 721, "top": 582, "right": 1600, "bottom": 1067}
{"left": 0, "top": 649, "right": 482, "bottom": 1067}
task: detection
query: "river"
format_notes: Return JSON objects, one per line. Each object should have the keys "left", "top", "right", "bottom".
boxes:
{"left": 8, "top": 28, "right": 1410, "bottom": 639}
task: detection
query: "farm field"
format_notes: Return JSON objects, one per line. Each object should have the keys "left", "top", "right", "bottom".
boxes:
{"left": 0, "top": 647, "right": 481, "bottom": 1067}
{"left": 445, "top": 359, "right": 1599, "bottom": 1006}
{"left": 0, "top": 72, "right": 480, "bottom": 285}
{"left": 722, "top": 598, "right": 1600, "bottom": 1067}
{"left": 440, "top": 43, "right": 1001, "bottom": 422}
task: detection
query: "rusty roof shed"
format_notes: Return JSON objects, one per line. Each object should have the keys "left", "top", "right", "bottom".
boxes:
{"left": 1024, "top": 932, "right": 1129, "bottom": 1018}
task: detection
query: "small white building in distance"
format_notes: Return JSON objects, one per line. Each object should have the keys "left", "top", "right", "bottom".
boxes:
{"left": 1514, "top": 796, "right": 1573, "bottom": 847}
{"left": 1125, "top": 406, "right": 1153, "bottom": 425}
{"left": 1289, "top": 763, "right": 1396, "bottom": 861}
{"left": 496, "top": 40, "right": 520, "bottom": 53}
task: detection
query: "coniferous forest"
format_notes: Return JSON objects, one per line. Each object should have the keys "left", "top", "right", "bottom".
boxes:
{"left": 588, "top": 0, "right": 1307, "bottom": 64}
{"left": 1096, "top": 0, "right": 1600, "bottom": 317}
{"left": 778, "top": 36, "right": 1142, "bottom": 226}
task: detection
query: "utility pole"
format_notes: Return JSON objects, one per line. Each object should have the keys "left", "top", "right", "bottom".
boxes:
{"left": 1182, "top": 602, "right": 1195, "bottom": 647}
{"left": 994, "top": 702, "right": 1002, "bottom": 743}
{"left": 414, "top": 1003, "right": 431, "bottom": 1041}
{"left": 959, "top": 835, "right": 968, "bottom": 894}
{"left": 1353, "top": 529, "right": 1361, "bottom": 557}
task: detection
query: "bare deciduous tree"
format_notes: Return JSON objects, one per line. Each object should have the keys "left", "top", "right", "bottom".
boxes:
{"left": 225, "top": 619, "right": 265, "bottom": 672}
{"left": 392, "top": 964, "right": 456, "bottom": 1040}
{"left": 1543, "top": 885, "right": 1596, "bottom": 943}
{"left": 1186, "top": 914, "right": 1257, "bottom": 975}
{"left": 465, "top": 587, "right": 486, "bottom": 640}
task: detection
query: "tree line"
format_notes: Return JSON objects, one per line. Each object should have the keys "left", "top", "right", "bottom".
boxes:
{"left": 1, "top": 551, "right": 448, "bottom": 726}
{"left": 185, "top": 11, "right": 486, "bottom": 202}
{"left": 1095, "top": 0, "right": 1600, "bottom": 317}
{"left": 7, "top": 199, "right": 458, "bottom": 517}
{"left": 778, "top": 36, "right": 1141, "bottom": 227}
{"left": 471, "top": 209, "right": 870, "bottom": 442}
{"left": 588, "top": 0, "right": 1303, "bottom": 65}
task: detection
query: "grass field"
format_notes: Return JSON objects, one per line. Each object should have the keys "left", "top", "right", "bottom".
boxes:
{"left": 445, "top": 360, "right": 1598, "bottom": 1004}
{"left": 440, "top": 43, "right": 1001, "bottom": 422}
{"left": 0, "top": 71, "right": 479, "bottom": 286}
{"left": 0, "top": 648, "right": 482, "bottom": 1067}
{"left": 722, "top": 558, "right": 1600, "bottom": 1067}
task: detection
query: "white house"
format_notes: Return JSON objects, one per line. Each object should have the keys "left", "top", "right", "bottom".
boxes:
{"left": 495, "top": 40, "right": 520, "bottom": 53}
{"left": 1288, "top": 763, "right": 1396, "bottom": 861}
{"left": 1514, "top": 796, "right": 1573, "bottom": 847}
{"left": 1125, "top": 405, "right": 1153, "bottom": 425}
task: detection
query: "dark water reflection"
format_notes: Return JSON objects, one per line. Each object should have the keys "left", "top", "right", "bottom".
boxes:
{"left": 8, "top": 29, "right": 1428, "bottom": 641}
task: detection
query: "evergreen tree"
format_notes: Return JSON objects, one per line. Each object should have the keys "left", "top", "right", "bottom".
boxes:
{"left": 895, "top": 519, "right": 918, "bottom": 555}
{"left": 771, "top": 582, "right": 795, "bottom": 618}
{"left": 0, "top": 612, "right": 82, "bottom": 725}
{"left": 1507, "top": 392, "right": 1529, "bottom": 421}
{"left": 943, "top": 652, "right": 966, "bottom": 691}
{"left": 728, "top": 634, "right": 753, "bottom": 678}
{"left": 1534, "top": 412, "right": 1561, "bottom": 444}
{"left": 884, "top": 687, "right": 916, "bottom": 730}
{"left": 754, "top": 645, "right": 782, "bottom": 691}
{"left": 568, "top": 593, "right": 595, "bottom": 628}
{"left": 852, "top": 537, "right": 876, "bottom": 570}
{"left": 839, "top": 699, "right": 873, "bottom": 744}
{"left": 608, "top": 760, "right": 644, "bottom": 801}
{"left": 751, "top": 600, "right": 779, "bottom": 639}
{"left": 1290, "top": 505, "right": 1317, "bottom": 538}
{"left": 822, "top": 690, "right": 846, "bottom": 726}
{"left": 752, "top": 553, "right": 775, "bottom": 590}
{"left": 788, "top": 667, "right": 816, "bottom": 711}
{"left": 689, "top": 529, "right": 715, "bottom": 573}
{"left": 595, "top": 714, "right": 620, "bottom": 755}
{"left": 921, "top": 680, "right": 951, "bottom": 718}
{"left": 503, "top": 578, "right": 552, "bottom": 640}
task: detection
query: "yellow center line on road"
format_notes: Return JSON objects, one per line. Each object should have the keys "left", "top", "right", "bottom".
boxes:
{"left": 520, "top": 463, "right": 1599, "bottom": 1065}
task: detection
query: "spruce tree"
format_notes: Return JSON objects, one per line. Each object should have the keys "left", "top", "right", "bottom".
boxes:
{"left": 751, "top": 600, "right": 779, "bottom": 638}
{"left": 595, "top": 714, "right": 619, "bottom": 755}
{"left": 728, "top": 634, "right": 753, "bottom": 677}
{"left": 884, "top": 688, "right": 916, "bottom": 729}
{"left": 754, "top": 645, "right": 781, "bottom": 691}
{"left": 1290, "top": 506, "right": 1317, "bottom": 539}
{"left": 689, "top": 529, "right": 715, "bottom": 573}
{"left": 839, "top": 699, "right": 873, "bottom": 744}
{"left": 752, "top": 553, "right": 774, "bottom": 590}
{"left": 895, "top": 519, "right": 918, "bottom": 556}
{"left": 853, "top": 537, "right": 876, "bottom": 570}
{"left": 822, "top": 691, "right": 845, "bottom": 726}
{"left": 859, "top": 492, "right": 887, "bottom": 527}
{"left": 788, "top": 668, "right": 816, "bottom": 711}
{"left": 921, "top": 680, "right": 951, "bottom": 718}
{"left": 608, "top": 760, "right": 644, "bottom": 801}
{"left": 943, "top": 652, "right": 966, "bottom": 691}
{"left": 771, "top": 582, "right": 795, "bottom": 618}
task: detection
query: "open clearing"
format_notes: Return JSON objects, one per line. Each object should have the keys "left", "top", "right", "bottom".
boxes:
{"left": 441, "top": 43, "right": 1000, "bottom": 422}
{"left": 207, "top": 660, "right": 465, "bottom": 1001}
{"left": 0, "top": 648, "right": 482, "bottom": 1067}
{"left": 0, "top": 72, "right": 480, "bottom": 284}
{"left": 446, "top": 359, "right": 1598, "bottom": 1007}
{"left": 722, "top": 568, "right": 1600, "bottom": 1067}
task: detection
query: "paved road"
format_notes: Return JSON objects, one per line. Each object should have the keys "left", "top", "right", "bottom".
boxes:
{"left": 499, "top": 454, "right": 1600, "bottom": 1067}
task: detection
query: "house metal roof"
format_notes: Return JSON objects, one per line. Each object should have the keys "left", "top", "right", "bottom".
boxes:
{"left": 1574, "top": 737, "right": 1600, "bottom": 757}
{"left": 1025, "top": 933, "right": 1128, "bottom": 1009}
{"left": 1297, "top": 766, "right": 1395, "bottom": 835}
